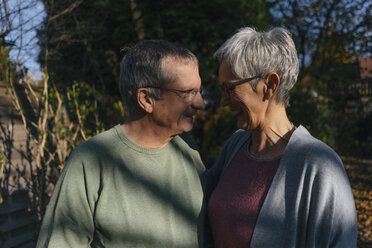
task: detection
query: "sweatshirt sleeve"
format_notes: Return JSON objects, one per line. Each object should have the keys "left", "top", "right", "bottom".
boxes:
{"left": 36, "top": 149, "right": 98, "bottom": 248}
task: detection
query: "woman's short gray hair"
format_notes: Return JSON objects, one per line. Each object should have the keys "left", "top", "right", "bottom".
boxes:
{"left": 214, "top": 27, "right": 299, "bottom": 107}
{"left": 119, "top": 40, "right": 198, "bottom": 114}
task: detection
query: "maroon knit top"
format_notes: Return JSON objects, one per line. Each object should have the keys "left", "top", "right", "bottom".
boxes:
{"left": 208, "top": 141, "right": 281, "bottom": 248}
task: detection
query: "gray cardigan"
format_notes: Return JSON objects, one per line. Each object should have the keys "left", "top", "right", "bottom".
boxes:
{"left": 205, "top": 125, "right": 357, "bottom": 248}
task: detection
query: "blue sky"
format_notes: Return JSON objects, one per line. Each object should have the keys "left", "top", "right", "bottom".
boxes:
{"left": 5, "top": 0, "right": 45, "bottom": 79}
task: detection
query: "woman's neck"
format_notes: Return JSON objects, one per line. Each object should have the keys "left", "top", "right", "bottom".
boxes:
{"left": 250, "top": 107, "right": 294, "bottom": 159}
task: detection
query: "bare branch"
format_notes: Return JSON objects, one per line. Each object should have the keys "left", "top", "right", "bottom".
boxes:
{"left": 48, "top": 0, "right": 83, "bottom": 22}
{"left": 1, "top": 0, "right": 12, "bottom": 30}
{"left": 72, "top": 85, "right": 87, "bottom": 141}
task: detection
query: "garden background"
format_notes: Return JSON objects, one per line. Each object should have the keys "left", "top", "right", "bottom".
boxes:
{"left": 0, "top": 0, "right": 371, "bottom": 247}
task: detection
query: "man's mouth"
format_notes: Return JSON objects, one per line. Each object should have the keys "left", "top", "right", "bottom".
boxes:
{"left": 184, "top": 114, "right": 194, "bottom": 120}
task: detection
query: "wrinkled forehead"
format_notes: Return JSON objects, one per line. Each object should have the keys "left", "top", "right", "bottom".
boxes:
{"left": 162, "top": 56, "right": 199, "bottom": 77}
{"left": 163, "top": 58, "right": 201, "bottom": 88}
{"left": 162, "top": 55, "right": 198, "bottom": 69}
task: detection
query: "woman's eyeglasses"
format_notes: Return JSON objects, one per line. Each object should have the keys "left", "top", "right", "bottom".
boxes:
{"left": 220, "top": 75, "right": 261, "bottom": 99}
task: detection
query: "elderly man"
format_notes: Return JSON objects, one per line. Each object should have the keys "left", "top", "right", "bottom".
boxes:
{"left": 37, "top": 40, "right": 206, "bottom": 247}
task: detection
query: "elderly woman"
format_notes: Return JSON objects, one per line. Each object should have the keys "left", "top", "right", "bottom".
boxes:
{"left": 205, "top": 27, "right": 357, "bottom": 248}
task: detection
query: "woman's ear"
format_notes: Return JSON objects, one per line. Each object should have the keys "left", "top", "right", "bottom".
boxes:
{"left": 263, "top": 72, "right": 280, "bottom": 100}
{"left": 137, "top": 88, "right": 154, "bottom": 113}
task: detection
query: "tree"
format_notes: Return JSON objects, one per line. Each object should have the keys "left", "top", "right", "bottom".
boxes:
{"left": 38, "top": 0, "right": 136, "bottom": 95}
{"left": 268, "top": 0, "right": 371, "bottom": 75}
{"left": 268, "top": 0, "right": 372, "bottom": 157}
{"left": 1, "top": 0, "right": 127, "bottom": 221}
{"left": 1, "top": 0, "right": 45, "bottom": 75}
{"left": 1, "top": 0, "right": 45, "bottom": 196}
{"left": 37, "top": 0, "right": 272, "bottom": 165}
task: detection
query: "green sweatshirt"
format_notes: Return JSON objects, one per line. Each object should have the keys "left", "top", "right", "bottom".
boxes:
{"left": 37, "top": 124, "right": 206, "bottom": 248}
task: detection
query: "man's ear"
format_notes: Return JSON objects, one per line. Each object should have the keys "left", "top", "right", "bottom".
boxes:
{"left": 137, "top": 88, "right": 155, "bottom": 113}
{"left": 263, "top": 72, "right": 280, "bottom": 100}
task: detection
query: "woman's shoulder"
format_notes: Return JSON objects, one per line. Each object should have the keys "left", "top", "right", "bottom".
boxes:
{"left": 206, "top": 130, "right": 250, "bottom": 175}
{"left": 286, "top": 125, "right": 344, "bottom": 173}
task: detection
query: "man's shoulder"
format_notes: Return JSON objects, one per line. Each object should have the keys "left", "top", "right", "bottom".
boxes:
{"left": 69, "top": 125, "right": 119, "bottom": 160}
{"left": 174, "top": 132, "right": 205, "bottom": 175}
{"left": 78, "top": 125, "right": 118, "bottom": 149}
{"left": 177, "top": 132, "right": 199, "bottom": 150}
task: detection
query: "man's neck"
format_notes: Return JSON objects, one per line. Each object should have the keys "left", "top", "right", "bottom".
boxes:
{"left": 121, "top": 118, "right": 176, "bottom": 149}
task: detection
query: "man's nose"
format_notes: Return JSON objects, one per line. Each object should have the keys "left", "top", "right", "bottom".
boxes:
{"left": 192, "top": 92, "right": 206, "bottom": 110}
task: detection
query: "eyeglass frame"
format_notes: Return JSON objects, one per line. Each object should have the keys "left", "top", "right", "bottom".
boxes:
{"left": 220, "top": 75, "right": 262, "bottom": 98}
{"left": 144, "top": 86, "right": 202, "bottom": 101}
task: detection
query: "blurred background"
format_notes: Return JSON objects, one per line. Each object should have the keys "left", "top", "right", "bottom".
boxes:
{"left": 0, "top": 0, "right": 371, "bottom": 247}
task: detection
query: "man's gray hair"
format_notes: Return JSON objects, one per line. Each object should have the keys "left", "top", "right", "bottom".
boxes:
{"left": 214, "top": 27, "right": 299, "bottom": 107}
{"left": 119, "top": 40, "right": 198, "bottom": 114}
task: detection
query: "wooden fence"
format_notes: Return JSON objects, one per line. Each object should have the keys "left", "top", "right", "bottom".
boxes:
{"left": 0, "top": 82, "right": 40, "bottom": 248}
{"left": 350, "top": 78, "right": 372, "bottom": 97}
{"left": 0, "top": 190, "right": 39, "bottom": 248}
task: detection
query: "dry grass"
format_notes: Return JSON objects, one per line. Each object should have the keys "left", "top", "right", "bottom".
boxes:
{"left": 343, "top": 157, "right": 372, "bottom": 248}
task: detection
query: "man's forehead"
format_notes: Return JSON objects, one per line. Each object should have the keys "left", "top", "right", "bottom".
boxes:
{"left": 165, "top": 62, "right": 200, "bottom": 88}
{"left": 163, "top": 56, "right": 196, "bottom": 67}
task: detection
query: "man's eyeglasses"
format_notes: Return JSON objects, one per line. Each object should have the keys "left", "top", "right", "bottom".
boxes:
{"left": 145, "top": 86, "right": 202, "bottom": 101}
{"left": 220, "top": 75, "right": 261, "bottom": 99}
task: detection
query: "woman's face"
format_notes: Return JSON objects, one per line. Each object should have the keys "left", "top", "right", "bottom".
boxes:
{"left": 218, "top": 62, "right": 266, "bottom": 130}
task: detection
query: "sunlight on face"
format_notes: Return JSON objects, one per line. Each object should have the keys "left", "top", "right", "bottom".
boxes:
{"left": 152, "top": 59, "right": 205, "bottom": 136}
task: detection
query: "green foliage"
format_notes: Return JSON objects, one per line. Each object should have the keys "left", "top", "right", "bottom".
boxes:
{"left": 2, "top": 0, "right": 371, "bottom": 244}
{"left": 64, "top": 81, "right": 125, "bottom": 137}
{"left": 131, "top": 0, "right": 271, "bottom": 101}
{"left": 37, "top": 0, "right": 272, "bottom": 167}
{"left": 37, "top": 0, "right": 372, "bottom": 162}
{"left": 39, "top": 0, "right": 136, "bottom": 94}
{"left": 39, "top": 0, "right": 271, "bottom": 97}
{"left": 193, "top": 106, "right": 237, "bottom": 167}
{"left": 270, "top": 0, "right": 372, "bottom": 159}
{"left": 288, "top": 81, "right": 336, "bottom": 146}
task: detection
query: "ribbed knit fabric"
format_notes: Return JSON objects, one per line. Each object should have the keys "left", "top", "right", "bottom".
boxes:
{"left": 37, "top": 124, "right": 205, "bottom": 248}
{"left": 208, "top": 141, "right": 280, "bottom": 248}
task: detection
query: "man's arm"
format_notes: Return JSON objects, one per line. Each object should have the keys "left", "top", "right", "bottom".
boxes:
{"left": 37, "top": 151, "right": 97, "bottom": 248}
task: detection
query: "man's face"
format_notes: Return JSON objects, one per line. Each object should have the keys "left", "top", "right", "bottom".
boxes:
{"left": 151, "top": 58, "right": 205, "bottom": 136}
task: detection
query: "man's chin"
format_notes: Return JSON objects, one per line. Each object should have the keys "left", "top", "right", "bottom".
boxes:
{"left": 182, "top": 117, "right": 194, "bottom": 129}
{"left": 181, "top": 122, "right": 194, "bottom": 133}
{"left": 183, "top": 125, "right": 193, "bottom": 133}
